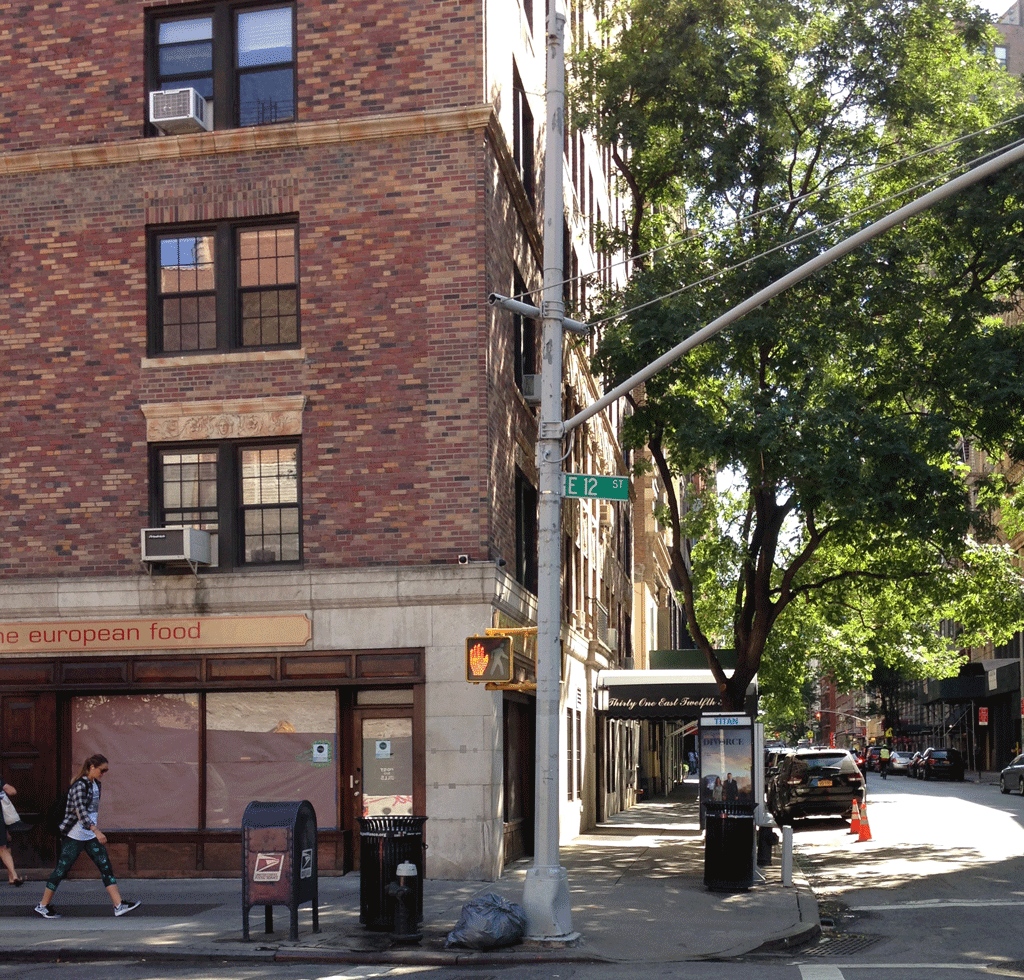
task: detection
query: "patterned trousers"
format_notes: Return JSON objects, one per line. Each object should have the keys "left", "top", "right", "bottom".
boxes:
{"left": 46, "top": 836, "right": 117, "bottom": 890}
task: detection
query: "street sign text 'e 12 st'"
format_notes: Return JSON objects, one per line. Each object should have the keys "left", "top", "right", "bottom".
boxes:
{"left": 562, "top": 474, "right": 629, "bottom": 501}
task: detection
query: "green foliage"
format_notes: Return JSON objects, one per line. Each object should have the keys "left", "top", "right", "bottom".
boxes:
{"left": 583, "top": 0, "right": 1024, "bottom": 707}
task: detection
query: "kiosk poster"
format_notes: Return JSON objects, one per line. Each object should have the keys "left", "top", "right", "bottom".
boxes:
{"left": 699, "top": 715, "right": 754, "bottom": 806}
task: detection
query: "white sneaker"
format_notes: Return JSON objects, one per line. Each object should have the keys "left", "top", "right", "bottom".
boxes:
{"left": 34, "top": 904, "right": 60, "bottom": 919}
{"left": 113, "top": 900, "right": 140, "bottom": 917}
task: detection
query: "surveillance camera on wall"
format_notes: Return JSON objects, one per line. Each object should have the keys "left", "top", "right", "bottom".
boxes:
{"left": 458, "top": 554, "right": 470, "bottom": 564}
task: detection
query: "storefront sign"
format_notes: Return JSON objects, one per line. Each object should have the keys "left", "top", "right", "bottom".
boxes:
{"left": 0, "top": 614, "right": 311, "bottom": 653}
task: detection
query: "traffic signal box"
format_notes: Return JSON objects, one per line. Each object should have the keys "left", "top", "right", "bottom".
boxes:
{"left": 465, "top": 635, "right": 513, "bottom": 683}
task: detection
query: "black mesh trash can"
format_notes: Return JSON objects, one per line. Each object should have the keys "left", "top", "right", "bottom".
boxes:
{"left": 703, "top": 801, "right": 755, "bottom": 891}
{"left": 358, "top": 816, "right": 427, "bottom": 931}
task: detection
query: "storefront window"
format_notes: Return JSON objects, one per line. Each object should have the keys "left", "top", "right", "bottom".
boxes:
{"left": 206, "top": 691, "right": 337, "bottom": 828}
{"left": 71, "top": 694, "right": 200, "bottom": 830}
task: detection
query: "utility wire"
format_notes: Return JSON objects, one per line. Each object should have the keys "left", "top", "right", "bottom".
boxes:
{"left": 507, "top": 113, "right": 1024, "bottom": 323}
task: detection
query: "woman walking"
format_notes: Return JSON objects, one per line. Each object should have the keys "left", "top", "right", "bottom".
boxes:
{"left": 0, "top": 777, "right": 25, "bottom": 886}
{"left": 34, "top": 754, "right": 139, "bottom": 919}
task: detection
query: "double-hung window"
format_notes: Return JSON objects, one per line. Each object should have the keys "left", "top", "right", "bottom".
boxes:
{"left": 151, "top": 219, "right": 298, "bottom": 355}
{"left": 152, "top": 441, "right": 301, "bottom": 570}
{"left": 150, "top": 3, "right": 296, "bottom": 130}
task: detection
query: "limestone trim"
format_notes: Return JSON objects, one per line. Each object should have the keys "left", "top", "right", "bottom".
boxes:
{"left": 141, "top": 396, "right": 306, "bottom": 442}
{"left": 141, "top": 348, "right": 306, "bottom": 370}
{"left": 0, "top": 106, "right": 497, "bottom": 176}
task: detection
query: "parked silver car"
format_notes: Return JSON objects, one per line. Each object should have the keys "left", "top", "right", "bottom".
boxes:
{"left": 1001, "top": 754, "right": 1024, "bottom": 794}
{"left": 887, "top": 751, "right": 915, "bottom": 775}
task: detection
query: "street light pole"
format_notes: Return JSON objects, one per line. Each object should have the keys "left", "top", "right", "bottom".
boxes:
{"left": 521, "top": 0, "right": 574, "bottom": 941}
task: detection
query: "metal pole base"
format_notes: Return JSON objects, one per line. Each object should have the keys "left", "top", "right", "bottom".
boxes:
{"left": 523, "top": 865, "right": 576, "bottom": 941}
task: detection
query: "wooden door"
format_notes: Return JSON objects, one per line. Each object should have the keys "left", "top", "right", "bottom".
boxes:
{"left": 1, "top": 694, "right": 58, "bottom": 866}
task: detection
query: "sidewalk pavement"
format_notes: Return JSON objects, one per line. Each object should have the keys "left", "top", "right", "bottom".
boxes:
{"left": 0, "top": 787, "right": 819, "bottom": 966}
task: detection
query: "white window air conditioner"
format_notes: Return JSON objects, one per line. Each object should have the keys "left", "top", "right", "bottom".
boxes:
{"left": 141, "top": 527, "right": 212, "bottom": 566}
{"left": 521, "top": 373, "right": 541, "bottom": 405}
{"left": 605, "top": 628, "right": 619, "bottom": 649}
{"left": 149, "top": 88, "right": 212, "bottom": 135}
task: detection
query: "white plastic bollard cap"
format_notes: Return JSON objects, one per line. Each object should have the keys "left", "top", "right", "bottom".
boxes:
{"left": 396, "top": 862, "right": 417, "bottom": 877}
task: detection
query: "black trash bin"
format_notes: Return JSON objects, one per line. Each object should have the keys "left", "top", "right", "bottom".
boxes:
{"left": 358, "top": 815, "right": 427, "bottom": 931}
{"left": 241, "top": 800, "right": 319, "bottom": 941}
{"left": 703, "top": 801, "right": 755, "bottom": 891}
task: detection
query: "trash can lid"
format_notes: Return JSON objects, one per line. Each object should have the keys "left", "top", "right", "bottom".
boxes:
{"left": 396, "top": 862, "right": 417, "bottom": 877}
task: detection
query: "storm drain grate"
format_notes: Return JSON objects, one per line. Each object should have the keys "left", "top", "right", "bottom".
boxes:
{"left": 801, "top": 933, "right": 884, "bottom": 957}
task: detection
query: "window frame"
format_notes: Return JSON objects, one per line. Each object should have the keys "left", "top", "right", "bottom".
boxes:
{"left": 514, "top": 469, "right": 539, "bottom": 594}
{"left": 512, "top": 267, "right": 536, "bottom": 391}
{"left": 148, "top": 216, "right": 300, "bottom": 357}
{"left": 512, "top": 63, "right": 535, "bottom": 206}
{"left": 148, "top": 1, "right": 297, "bottom": 132}
{"left": 149, "top": 438, "right": 302, "bottom": 572}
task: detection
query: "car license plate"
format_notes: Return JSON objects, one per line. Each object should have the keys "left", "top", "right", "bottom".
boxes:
{"left": 812, "top": 778, "right": 832, "bottom": 787}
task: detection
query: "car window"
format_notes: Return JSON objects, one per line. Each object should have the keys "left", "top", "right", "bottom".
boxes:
{"left": 800, "top": 753, "right": 848, "bottom": 771}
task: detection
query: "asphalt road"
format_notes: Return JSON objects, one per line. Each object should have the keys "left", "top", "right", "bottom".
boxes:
{"left": 756, "top": 768, "right": 1024, "bottom": 978}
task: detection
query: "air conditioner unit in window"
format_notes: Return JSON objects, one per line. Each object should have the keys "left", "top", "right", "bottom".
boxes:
{"left": 521, "top": 373, "right": 541, "bottom": 405}
{"left": 141, "top": 528, "right": 212, "bottom": 567}
{"left": 149, "top": 88, "right": 212, "bottom": 135}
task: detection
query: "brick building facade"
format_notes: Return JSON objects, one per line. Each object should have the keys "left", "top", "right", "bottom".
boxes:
{"left": 0, "top": 1, "right": 641, "bottom": 880}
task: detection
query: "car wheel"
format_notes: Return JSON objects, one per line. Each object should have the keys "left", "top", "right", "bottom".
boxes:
{"left": 1001, "top": 776, "right": 1008, "bottom": 794}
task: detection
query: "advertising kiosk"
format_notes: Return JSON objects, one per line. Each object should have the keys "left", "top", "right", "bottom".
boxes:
{"left": 699, "top": 712, "right": 761, "bottom": 890}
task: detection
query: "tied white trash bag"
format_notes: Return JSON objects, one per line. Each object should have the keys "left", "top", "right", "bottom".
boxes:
{"left": 445, "top": 892, "right": 527, "bottom": 950}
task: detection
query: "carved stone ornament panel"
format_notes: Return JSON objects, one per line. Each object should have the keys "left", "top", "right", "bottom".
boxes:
{"left": 142, "top": 397, "right": 306, "bottom": 442}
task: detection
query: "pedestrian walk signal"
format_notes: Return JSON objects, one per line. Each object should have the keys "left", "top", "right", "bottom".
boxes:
{"left": 465, "top": 635, "right": 512, "bottom": 683}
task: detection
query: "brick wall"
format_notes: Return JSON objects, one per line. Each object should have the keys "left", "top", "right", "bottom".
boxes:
{"left": 0, "top": 0, "right": 482, "bottom": 153}
{"left": 0, "top": 123, "right": 530, "bottom": 576}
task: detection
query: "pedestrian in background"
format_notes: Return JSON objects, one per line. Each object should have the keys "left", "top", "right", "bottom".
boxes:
{"left": 0, "top": 777, "right": 25, "bottom": 886}
{"left": 34, "top": 753, "right": 140, "bottom": 919}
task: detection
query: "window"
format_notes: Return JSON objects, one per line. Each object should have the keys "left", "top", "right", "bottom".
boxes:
{"left": 515, "top": 469, "right": 538, "bottom": 594}
{"left": 152, "top": 440, "right": 301, "bottom": 570}
{"left": 151, "top": 219, "right": 298, "bottom": 355}
{"left": 566, "top": 707, "right": 574, "bottom": 801}
{"left": 512, "top": 268, "right": 536, "bottom": 390}
{"left": 512, "top": 63, "right": 535, "bottom": 205}
{"left": 150, "top": 2, "right": 296, "bottom": 130}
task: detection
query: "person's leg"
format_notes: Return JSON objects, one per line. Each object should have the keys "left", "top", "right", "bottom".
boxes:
{"left": 0, "top": 844, "right": 21, "bottom": 884}
{"left": 82, "top": 839, "right": 135, "bottom": 912}
{"left": 37, "top": 837, "right": 85, "bottom": 910}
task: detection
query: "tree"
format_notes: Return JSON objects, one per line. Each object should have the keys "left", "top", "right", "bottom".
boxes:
{"left": 576, "top": 0, "right": 1024, "bottom": 709}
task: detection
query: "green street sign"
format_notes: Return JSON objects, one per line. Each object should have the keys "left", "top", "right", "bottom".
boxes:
{"left": 562, "top": 473, "right": 629, "bottom": 501}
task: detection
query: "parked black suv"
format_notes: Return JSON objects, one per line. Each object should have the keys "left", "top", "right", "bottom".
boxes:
{"left": 917, "top": 746, "right": 965, "bottom": 781}
{"left": 767, "top": 748, "right": 866, "bottom": 824}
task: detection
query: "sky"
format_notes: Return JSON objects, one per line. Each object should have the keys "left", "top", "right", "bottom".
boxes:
{"left": 978, "top": 0, "right": 1014, "bottom": 17}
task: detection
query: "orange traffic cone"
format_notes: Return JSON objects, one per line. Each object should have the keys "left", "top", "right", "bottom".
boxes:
{"left": 858, "top": 800, "right": 872, "bottom": 842}
{"left": 849, "top": 799, "right": 861, "bottom": 835}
